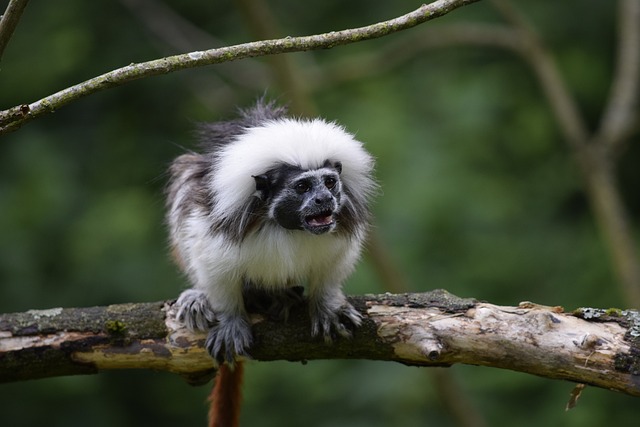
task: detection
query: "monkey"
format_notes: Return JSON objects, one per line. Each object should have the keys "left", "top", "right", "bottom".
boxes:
{"left": 166, "top": 100, "right": 376, "bottom": 426}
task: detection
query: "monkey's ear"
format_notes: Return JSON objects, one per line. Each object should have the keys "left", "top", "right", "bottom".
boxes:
{"left": 334, "top": 161, "right": 342, "bottom": 174}
{"left": 253, "top": 174, "right": 270, "bottom": 201}
{"left": 323, "top": 160, "right": 342, "bottom": 174}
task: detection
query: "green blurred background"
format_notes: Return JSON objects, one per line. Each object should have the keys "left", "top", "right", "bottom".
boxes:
{"left": 1, "top": 0, "right": 638, "bottom": 425}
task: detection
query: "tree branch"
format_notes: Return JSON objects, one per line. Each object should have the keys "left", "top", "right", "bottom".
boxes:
{"left": 597, "top": 0, "right": 640, "bottom": 151}
{"left": 307, "top": 6, "right": 640, "bottom": 309}
{"left": 0, "top": 0, "right": 30, "bottom": 61}
{"left": 119, "top": 0, "right": 227, "bottom": 53}
{"left": 234, "top": 0, "right": 316, "bottom": 116}
{"left": 1, "top": 290, "right": 639, "bottom": 398}
{"left": 313, "top": 24, "right": 520, "bottom": 88}
{"left": 118, "top": 0, "right": 265, "bottom": 111}
{"left": 488, "top": 0, "right": 640, "bottom": 308}
{"left": 0, "top": 0, "right": 479, "bottom": 135}
{"left": 118, "top": 0, "right": 269, "bottom": 88}
{"left": 490, "top": 0, "right": 590, "bottom": 150}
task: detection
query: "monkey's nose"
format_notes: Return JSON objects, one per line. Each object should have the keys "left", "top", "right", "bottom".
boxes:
{"left": 313, "top": 187, "right": 334, "bottom": 205}
{"left": 315, "top": 194, "right": 331, "bottom": 204}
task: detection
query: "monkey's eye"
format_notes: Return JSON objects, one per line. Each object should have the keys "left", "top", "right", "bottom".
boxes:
{"left": 324, "top": 177, "right": 337, "bottom": 189}
{"left": 294, "top": 181, "right": 311, "bottom": 194}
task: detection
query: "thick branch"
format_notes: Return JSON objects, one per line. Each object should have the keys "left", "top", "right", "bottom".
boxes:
{"left": 0, "top": 0, "right": 30, "bottom": 61}
{"left": 1, "top": 290, "right": 639, "bottom": 397}
{"left": 0, "top": 0, "right": 479, "bottom": 135}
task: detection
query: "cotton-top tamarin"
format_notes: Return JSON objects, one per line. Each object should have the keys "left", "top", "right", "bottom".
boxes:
{"left": 166, "top": 100, "right": 376, "bottom": 426}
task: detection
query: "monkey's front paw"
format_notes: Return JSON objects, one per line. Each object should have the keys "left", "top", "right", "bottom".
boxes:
{"left": 310, "top": 301, "right": 363, "bottom": 343}
{"left": 175, "top": 289, "right": 217, "bottom": 331}
{"left": 206, "top": 314, "right": 253, "bottom": 364}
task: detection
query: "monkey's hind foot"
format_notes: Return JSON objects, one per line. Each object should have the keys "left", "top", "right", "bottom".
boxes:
{"left": 175, "top": 289, "right": 217, "bottom": 331}
{"left": 310, "top": 301, "right": 363, "bottom": 343}
{"left": 206, "top": 314, "right": 253, "bottom": 364}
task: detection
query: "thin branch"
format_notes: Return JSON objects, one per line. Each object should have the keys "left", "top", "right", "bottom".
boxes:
{"left": 314, "top": 24, "right": 521, "bottom": 88}
{"left": 366, "top": 231, "right": 412, "bottom": 294}
{"left": 313, "top": 11, "right": 588, "bottom": 150}
{"left": 234, "top": 0, "right": 315, "bottom": 116}
{"left": 119, "top": 0, "right": 225, "bottom": 52}
{"left": 488, "top": 0, "right": 640, "bottom": 307}
{"left": 118, "top": 0, "right": 265, "bottom": 112}
{"left": 490, "top": 0, "right": 590, "bottom": 151}
{"left": 432, "top": 369, "right": 487, "bottom": 427}
{"left": 0, "top": 0, "right": 30, "bottom": 61}
{"left": 1, "top": 291, "right": 640, "bottom": 399}
{"left": 583, "top": 157, "right": 640, "bottom": 307}
{"left": 597, "top": 0, "right": 640, "bottom": 151}
{"left": 118, "top": 0, "right": 269, "bottom": 88}
{"left": 0, "top": 0, "right": 480, "bottom": 135}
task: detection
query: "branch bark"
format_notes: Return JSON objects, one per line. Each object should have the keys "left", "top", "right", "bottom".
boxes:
{"left": 0, "top": 0, "right": 30, "bottom": 61}
{"left": 1, "top": 290, "right": 639, "bottom": 398}
{"left": 0, "top": 0, "right": 479, "bottom": 135}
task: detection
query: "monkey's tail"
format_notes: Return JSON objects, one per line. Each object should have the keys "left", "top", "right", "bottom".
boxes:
{"left": 208, "top": 361, "right": 244, "bottom": 427}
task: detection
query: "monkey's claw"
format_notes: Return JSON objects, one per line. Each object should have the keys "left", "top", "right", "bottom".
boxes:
{"left": 175, "top": 289, "right": 217, "bottom": 331}
{"left": 310, "top": 301, "right": 362, "bottom": 343}
{"left": 205, "top": 314, "right": 253, "bottom": 364}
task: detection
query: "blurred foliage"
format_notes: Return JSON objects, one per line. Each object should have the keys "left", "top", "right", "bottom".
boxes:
{"left": 1, "top": 0, "right": 638, "bottom": 426}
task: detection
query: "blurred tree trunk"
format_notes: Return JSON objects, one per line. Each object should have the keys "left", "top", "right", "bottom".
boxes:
{"left": 580, "top": 148, "right": 640, "bottom": 306}
{"left": 493, "top": 0, "right": 640, "bottom": 306}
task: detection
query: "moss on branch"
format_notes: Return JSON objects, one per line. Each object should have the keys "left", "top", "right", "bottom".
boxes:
{"left": 1, "top": 290, "right": 640, "bottom": 398}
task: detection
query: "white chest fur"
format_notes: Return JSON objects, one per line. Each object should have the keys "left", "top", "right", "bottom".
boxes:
{"left": 239, "top": 226, "right": 352, "bottom": 287}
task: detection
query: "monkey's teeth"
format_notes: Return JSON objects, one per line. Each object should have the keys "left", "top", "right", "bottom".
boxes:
{"left": 307, "top": 214, "right": 333, "bottom": 227}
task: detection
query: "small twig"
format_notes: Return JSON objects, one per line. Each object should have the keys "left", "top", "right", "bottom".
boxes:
{"left": 119, "top": 0, "right": 225, "bottom": 52}
{"left": 316, "top": 24, "right": 520, "bottom": 88}
{"left": 0, "top": 0, "right": 479, "bottom": 135}
{"left": 597, "top": 0, "right": 640, "bottom": 152}
{"left": 118, "top": 0, "right": 269, "bottom": 87}
{"left": 234, "top": 0, "right": 315, "bottom": 116}
{"left": 0, "top": 0, "right": 30, "bottom": 61}
{"left": 118, "top": 0, "right": 266, "bottom": 111}
{"left": 490, "top": 0, "right": 590, "bottom": 150}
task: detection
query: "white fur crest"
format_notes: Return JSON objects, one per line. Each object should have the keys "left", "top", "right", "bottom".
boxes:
{"left": 210, "top": 118, "right": 374, "bottom": 220}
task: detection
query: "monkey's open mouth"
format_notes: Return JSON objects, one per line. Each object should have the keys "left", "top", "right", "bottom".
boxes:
{"left": 304, "top": 211, "right": 335, "bottom": 233}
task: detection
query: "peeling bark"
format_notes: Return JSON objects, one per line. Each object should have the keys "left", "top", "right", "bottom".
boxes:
{"left": 1, "top": 290, "right": 639, "bottom": 396}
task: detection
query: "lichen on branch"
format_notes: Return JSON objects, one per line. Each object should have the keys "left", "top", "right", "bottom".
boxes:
{"left": 1, "top": 290, "right": 639, "bottom": 398}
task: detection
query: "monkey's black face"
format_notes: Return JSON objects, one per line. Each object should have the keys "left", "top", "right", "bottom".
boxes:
{"left": 254, "top": 161, "right": 343, "bottom": 235}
